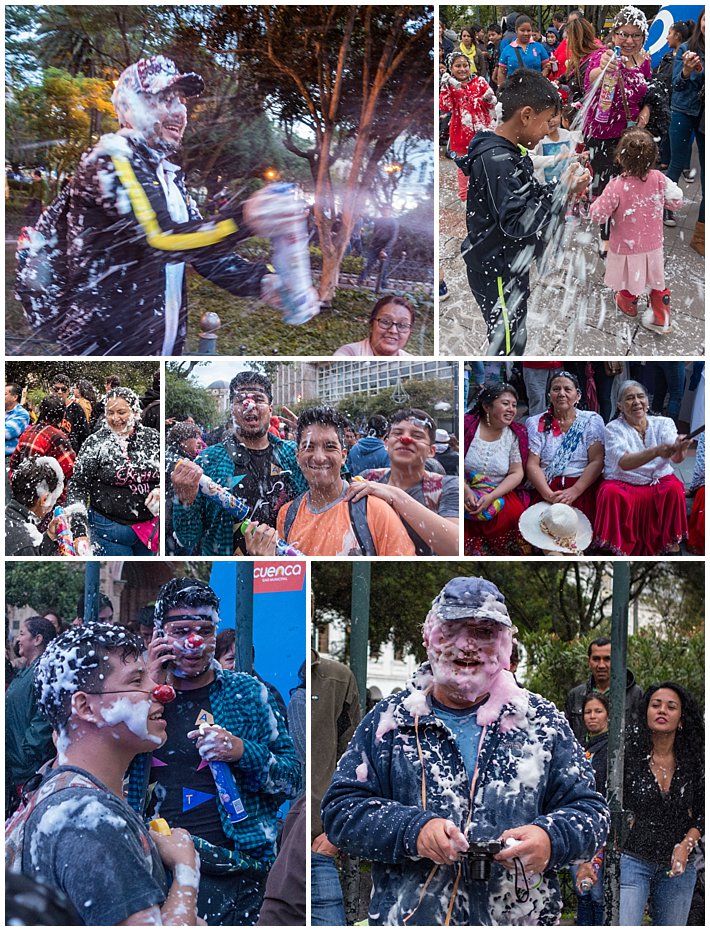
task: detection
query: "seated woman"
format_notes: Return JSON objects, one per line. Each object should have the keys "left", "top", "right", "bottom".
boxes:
{"left": 463, "top": 383, "right": 530, "bottom": 555}
{"left": 66, "top": 388, "right": 160, "bottom": 556}
{"left": 333, "top": 296, "right": 414, "bottom": 356}
{"left": 594, "top": 380, "right": 690, "bottom": 555}
{"left": 525, "top": 370, "right": 604, "bottom": 530}
{"left": 687, "top": 432, "right": 704, "bottom": 555}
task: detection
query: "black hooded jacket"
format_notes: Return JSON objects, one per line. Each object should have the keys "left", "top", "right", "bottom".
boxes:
{"left": 457, "top": 131, "right": 560, "bottom": 278}
{"left": 60, "top": 132, "right": 269, "bottom": 356}
{"left": 565, "top": 670, "right": 645, "bottom": 744}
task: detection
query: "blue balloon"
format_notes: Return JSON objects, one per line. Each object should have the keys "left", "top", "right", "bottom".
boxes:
{"left": 645, "top": 5, "right": 704, "bottom": 68}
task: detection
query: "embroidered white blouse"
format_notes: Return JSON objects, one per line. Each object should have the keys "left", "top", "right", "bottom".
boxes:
{"left": 603, "top": 416, "right": 677, "bottom": 484}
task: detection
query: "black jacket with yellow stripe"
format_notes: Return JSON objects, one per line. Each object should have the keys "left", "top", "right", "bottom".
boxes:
{"left": 60, "top": 131, "right": 268, "bottom": 356}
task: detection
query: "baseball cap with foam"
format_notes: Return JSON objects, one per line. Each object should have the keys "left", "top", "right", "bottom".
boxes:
{"left": 114, "top": 55, "right": 204, "bottom": 103}
{"left": 430, "top": 577, "right": 512, "bottom": 627}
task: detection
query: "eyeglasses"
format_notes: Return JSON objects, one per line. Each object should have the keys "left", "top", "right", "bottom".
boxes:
{"left": 51, "top": 386, "right": 69, "bottom": 393}
{"left": 438, "top": 620, "right": 499, "bottom": 641}
{"left": 616, "top": 31, "right": 643, "bottom": 40}
{"left": 233, "top": 392, "right": 270, "bottom": 405}
{"left": 375, "top": 317, "right": 412, "bottom": 332}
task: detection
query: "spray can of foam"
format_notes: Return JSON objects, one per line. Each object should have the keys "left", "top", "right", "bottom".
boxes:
{"left": 199, "top": 724, "right": 248, "bottom": 823}
{"left": 238, "top": 519, "right": 304, "bottom": 556}
{"left": 189, "top": 468, "right": 250, "bottom": 521}
{"left": 246, "top": 183, "right": 320, "bottom": 325}
{"left": 53, "top": 506, "right": 77, "bottom": 557}
{"left": 594, "top": 47, "right": 621, "bottom": 124}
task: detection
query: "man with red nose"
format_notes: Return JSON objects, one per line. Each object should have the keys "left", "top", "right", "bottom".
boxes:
{"left": 172, "top": 371, "right": 308, "bottom": 556}
{"left": 7, "top": 622, "right": 201, "bottom": 925}
{"left": 322, "top": 577, "right": 609, "bottom": 925}
{"left": 129, "top": 577, "right": 300, "bottom": 925}
{"left": 56, "top": 55, "right": 280, "bottom": 356}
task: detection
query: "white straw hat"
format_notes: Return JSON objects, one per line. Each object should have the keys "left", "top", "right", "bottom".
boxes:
{"left": 519, "top": 502, "right": 592, "bottom": 554}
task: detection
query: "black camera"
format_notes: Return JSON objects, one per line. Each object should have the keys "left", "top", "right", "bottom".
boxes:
{"left": 465, "top": 839, "right": 503, "bottom": 882}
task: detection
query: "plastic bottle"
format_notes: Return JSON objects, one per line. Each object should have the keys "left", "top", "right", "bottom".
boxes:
{"left": 245, "top": 183, "right": 320, "bottom": 325}
{"left": 199, "top": 724, "right": 248, "bottom": 823}
{"left": 53, "top": 506, "right": 77, "bottom": 557}
{"left": 594, "top": 47, "right": 622, "bottom": 123}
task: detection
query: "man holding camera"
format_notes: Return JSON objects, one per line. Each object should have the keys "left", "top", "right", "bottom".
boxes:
{"left": 321, "top": 577, "right": 609, "bottom": 925}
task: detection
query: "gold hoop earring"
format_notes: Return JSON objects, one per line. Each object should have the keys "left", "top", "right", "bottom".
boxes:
{"left": 486, "top": 411, "right": 491, "bottom": 427}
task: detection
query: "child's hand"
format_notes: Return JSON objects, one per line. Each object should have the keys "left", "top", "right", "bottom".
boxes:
{"left": 46, "top": 517, "right": 61, "bottom": 542}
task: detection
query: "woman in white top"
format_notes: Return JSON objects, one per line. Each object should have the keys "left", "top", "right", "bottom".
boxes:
{"left": 333, "top": 296, "right": 414, "bottom": 356}
{"left": 463, "top": 383, "right": 531, "bottom": 555}
{"left": 594, "top": 380, "right": 690, "bottom": 554}
{"left": 525, "top": 370, "right": 605, "bottom": 530}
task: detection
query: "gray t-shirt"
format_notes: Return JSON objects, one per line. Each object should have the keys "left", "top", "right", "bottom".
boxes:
{"left": 23, "top": 770, "right": 167, "bottom": 925}
{"left": 376, "top": 470, "right": 459, "bottom": 555}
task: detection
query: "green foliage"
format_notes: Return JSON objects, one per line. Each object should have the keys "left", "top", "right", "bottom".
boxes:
{"left": 335, "top": 378, "right": 455, "bottom": 424}
{"left": 6, "top": 563, "right": 86, "bottom": 620}
{"left": 165, "top": 368, "right": 219, "bottom": 428}
{"left": 5, "top": 361, "right": 157, "bottom": 397}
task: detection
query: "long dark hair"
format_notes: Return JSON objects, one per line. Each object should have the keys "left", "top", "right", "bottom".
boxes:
{"left": 688, "top": 10, "right": 705, "bottom": 54}
{"left": 627, "top": 681, "right": 704, "bottom": 771}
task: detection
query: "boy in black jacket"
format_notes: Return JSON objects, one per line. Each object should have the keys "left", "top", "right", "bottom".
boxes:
{"left": 458, "top": 69, "right": 590, "bottom": 355}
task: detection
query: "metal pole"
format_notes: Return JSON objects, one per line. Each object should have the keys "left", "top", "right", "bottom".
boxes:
{"left": 84, "top": 561, "right": 101, "bottom": 624}
{"left": 234, "top": 563, "right": 254, "bottom": 674}
{"left": 604, "top": 561, "right": 630, "bottom": 925}
{"left": 350, "top": 563, "right": 371, "bottom": 714}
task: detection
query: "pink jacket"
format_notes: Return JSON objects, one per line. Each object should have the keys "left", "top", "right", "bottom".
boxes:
{"left": 588, "top": 170, "right": 683, "bottom": 255}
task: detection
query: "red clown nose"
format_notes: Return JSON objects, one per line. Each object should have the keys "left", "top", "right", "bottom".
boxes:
{"left": 152, "top": 684, "right": 176, "bottom": 703}
{"left": 185, "top": 634, "right": 204, "bottom": 648}
{"left": 399, "top": 436, "right": 414, "bottom": 446}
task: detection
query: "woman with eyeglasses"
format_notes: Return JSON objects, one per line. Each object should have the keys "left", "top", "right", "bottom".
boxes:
{"left": 333, "top": 296, "right": 414, "bottom": 356}
{"left": 583, "top": 6, "right": 652, "bottom": 258}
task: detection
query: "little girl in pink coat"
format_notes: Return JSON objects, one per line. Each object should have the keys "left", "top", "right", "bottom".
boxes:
{"left": 589, "top": 127, "right": 683, "bottom": 335}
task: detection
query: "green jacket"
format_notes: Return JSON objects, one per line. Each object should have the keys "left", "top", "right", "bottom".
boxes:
{"left": 6, "top": 658, "right": 54, "bottom": 787}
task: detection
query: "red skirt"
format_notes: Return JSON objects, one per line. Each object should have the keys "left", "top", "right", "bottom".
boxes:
{"left": 530, "top": 475, "right": 600, "bottom": 526}
{"left": 593, "top": 475, "right": 687, "bottom": 555}
{"left": 464, "top": 492, "right": 531, "bottom": 556}
{"left": 687, "top": 486, "right": 705, "bottom": 555}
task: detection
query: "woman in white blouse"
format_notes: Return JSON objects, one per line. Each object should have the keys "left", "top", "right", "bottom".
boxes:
{"left": 594, "top": 380, "right": 691, "bottom": 554}
{"left": 463, "top": 383, "right": 531, "bottom": 555}
{"left": 525, "top": 370, "right": 605, "bottom": 530}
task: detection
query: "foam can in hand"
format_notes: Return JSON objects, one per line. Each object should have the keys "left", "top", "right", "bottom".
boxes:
{"left": 246, "top": 182, "right": 320, "bottom": 325}
{"left": 196, "top": 473, "right": 250, "bottom": 521}
{"left": 54, "top": 506, "right": 77, "bottom": 557}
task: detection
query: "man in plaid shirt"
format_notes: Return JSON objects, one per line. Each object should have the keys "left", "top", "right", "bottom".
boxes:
{"left": 8, "top": 395, "right": 76, "bottom": 497}
{"left": 128, "top": 578, "right": 300, "bottom": 925}
{"left": 171, "top": 371, "right": 307, "bottom": 556}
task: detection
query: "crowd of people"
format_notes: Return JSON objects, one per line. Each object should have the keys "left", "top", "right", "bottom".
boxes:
{"left": 167, "top": 370, "right": 459, "bottom": 558}
{"left": 5, "top": 577, "right": 305, "bottom": 926}
{"left": 5, "top": 373, "right": 160, "bottom": 557}
{"left": 319, "top": 577, "right": 704, "bottom": 927}
{"left": 463, "top": 366, "right": 703, "bottom": 557}
{"left": 439, "top": 7, "right": 704, "bottom": 356}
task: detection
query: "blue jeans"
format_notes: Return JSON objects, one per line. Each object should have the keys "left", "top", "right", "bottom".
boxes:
{"left": 89, "top": 509, "right": 152, "bottom": 556}
{"left": 311, "top": 852, "right": 346, "bottom": 926}
{"left": 649, "top": 362, "right": 686, "bottom": 420}
{"left": 668, "top": 110, "right": 705, "bottom": 223}
{"left": 570, "top": 862, "right": 605, "bottom": 925}
{"left": 620, "top": 852, "right": 697, "bottom": 925}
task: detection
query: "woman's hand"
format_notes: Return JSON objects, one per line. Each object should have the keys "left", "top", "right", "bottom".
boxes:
{"left": 575, "top": 861, "right": 598, "bottom": 891}
{"left": 144, "top": 488, "right": 160, "bottom": 516}
{"left": 682, "top": 50, "right": 702, "bottom": 78}
{"left": 670, "top": 841, "right": 690, "bottom": 875}
{"left": 463, "top": 484, "right": 478, "bottom": 514}
{"left": 469, "top": 491, "right": 495, "bottom": 516}
{"left": 242, "top": 521, "right": 278, "bottom": 556}
{"left": 551, "top": 485, "right": 580, "bottom": 505}
{"left": 636, "top": 105, "right": 650, "bottom": 129}
{"left": 599, "top": 48, "right": 618, "bottom": 74}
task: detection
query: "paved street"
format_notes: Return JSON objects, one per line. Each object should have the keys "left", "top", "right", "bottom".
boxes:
{"left": 439, "top": 147, "right": 705, "bottom": 356}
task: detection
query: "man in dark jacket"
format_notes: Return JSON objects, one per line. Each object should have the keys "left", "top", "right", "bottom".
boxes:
{"left": 57, "top": 55, "right": 278, "bottom": 356}
{"left": 564, "top": 636, "right": 644, "bottom": 743}
{"left": 322, "top": 577, "right": 609, "bottom": 926}
{"left": 5, "top": 458, "right": 62, "bottom": 556}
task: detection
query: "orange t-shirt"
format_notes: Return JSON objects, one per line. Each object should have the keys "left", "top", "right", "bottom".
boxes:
{"left": 276, "top": 495, "right": 415, "bottom": 556}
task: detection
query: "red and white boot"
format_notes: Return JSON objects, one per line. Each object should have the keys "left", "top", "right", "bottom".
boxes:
{"left": 615, "top": 290, "right": 639, "bottom": 318}
{"left": 641, "top": 288, "right": 672, "bottom": 334}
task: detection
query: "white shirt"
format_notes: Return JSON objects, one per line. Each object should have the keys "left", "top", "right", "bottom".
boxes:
{"left": 603, "top": 416, "right": 677, "bottom": 484}
{"left": 526, "top": 410, "right": 605, "bottom": 478}
{"left": 464, "top": 425, "right": 521, "bottom": 485}
{"left": 156, "top": 159, "right": 189, "bottom": 356}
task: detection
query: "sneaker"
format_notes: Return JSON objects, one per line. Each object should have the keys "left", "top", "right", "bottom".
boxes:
{"left": 683, "top": 168, "right": 697, "bottom": 182}
{"left": 663, "top": 209, "right": 677, "bottom": 227}
{"left": 439, "top": 280, "right": 449, "bottom": 300}
{"left": 615, "top": 290, "right": 639, "bottom": 318}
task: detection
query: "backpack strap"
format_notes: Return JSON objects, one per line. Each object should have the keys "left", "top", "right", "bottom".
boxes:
{"left": 282, "top": 492, "right": 308, "bottom": 541}
{"left": 347, "top": 496, "right": 376, "bottom": 556}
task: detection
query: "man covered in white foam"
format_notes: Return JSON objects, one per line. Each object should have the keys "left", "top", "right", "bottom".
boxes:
{"left": 55, "top": 54, "right": 287, "bottom": 356}
{"left": 6, "top": 621, "right": 202, "bottom": 925}
{"left": 322, "top": 576, "right": 609, "bottom": 925}
{"left": 5, "top": 457, "right": 64, "bottom": 556}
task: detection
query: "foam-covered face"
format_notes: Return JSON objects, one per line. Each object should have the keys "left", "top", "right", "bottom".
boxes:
{"left": 424, "top": 616, "right": 512, "bottom": 705}
{"left": 297, "top": 424, "right": 346, "bottom": 492}
{"left": 231, "top": 387, "right": 272, "bottom": 439}
{"left": 106, "top": 397, "right": 136, "bottom": 436}
{"left": 120, "top": 87, "right": 188, "bottom": 153}
{"left": 163, "top": 608, "right": 217, "bottom": 678}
